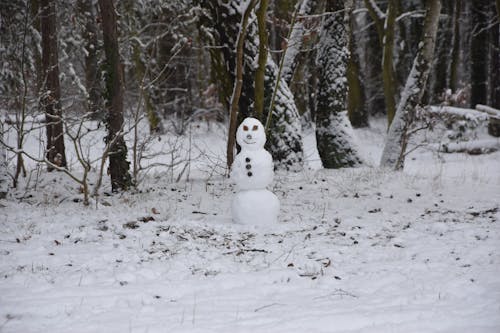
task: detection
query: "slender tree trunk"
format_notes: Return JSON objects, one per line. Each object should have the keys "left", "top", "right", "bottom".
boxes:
{"left": 315, "top": 0, "right": 362, "bottom": 169}
{"left": 380, "top": 0, "right": 441, "bottom": 170}
{"left": 30, "top": 0, "right": 43, "bottom": 97}
{"left": 254, "top": 0, "right": 268, "bottom": 119}
{"left": 347, "top": 1, "right": 368, "bottom": 128}
{"left": 449, "top": 0, "right": 461, "bottom": 92}
{"left": 470, "top": 0, "right": 490, "bottom": 107}
{"left": 0, "top": 121, "right": 8, "bottom": 199}
{"left": 98, "top": 0, "right": 132, "bottom": 191}
{"left": 78, "top": 0, "right": 102, "bottom": 120}
{"left": 429, "top": 0, "right": 453, "bottom": 103}
{"left": 382, "top": 0, "right": 397, "bottom": 126}
{"left": 40, "top": 0, "right": 67, "bottom": 169}
{"left": 489, "top": 4, "right": 500, "bottom": 109}
{"left": 364, "top": 0, "right": 397, "bottom": 124}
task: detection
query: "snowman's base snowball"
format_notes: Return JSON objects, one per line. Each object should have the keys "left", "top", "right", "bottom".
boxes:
{"left": 232, "top": 189, "right": 280, "bottom": 225}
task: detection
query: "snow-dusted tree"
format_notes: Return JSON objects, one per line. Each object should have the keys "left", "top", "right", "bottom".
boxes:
{"left": 198, "top": 0, "right": 304, "bottom": 171}
{"left": 380, "top": 0, "right": 441, "bottom": 170}
{"left": 98, "top": 0, "right": 132, "bottom": 191}
{"left": 40, "top": 0, "right": 67, "bottom": 169}
{"left": 280, "top": 0, "right": 321, "bottom": 86}
{"left": 315, "top": 0, "right": 362, "bottom": 169}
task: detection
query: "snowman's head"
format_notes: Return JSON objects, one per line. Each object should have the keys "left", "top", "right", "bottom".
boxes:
{"left": 236, "top": 117, "right": 266, "bottom": 150}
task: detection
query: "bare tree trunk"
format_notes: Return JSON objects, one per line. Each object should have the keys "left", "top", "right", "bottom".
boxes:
{"left": 380, "top": 0, "right": 441, "bottom": 170}
{"left": 98, "top": 0, "right": 132, "bottom": 191}
{"left": 448, "top": 0, "right": 461, "bottom": 92}
{"left": 470, "top": 0, "right": 490, "bottom": 107}
{"left": 364, "top": 0, "right": 397, "bottom": 126}
{"left": 40, "top": 0, "right": 67, "bottom": 169}
{"left": 78, "top": 0, "right": 102, "bottom": 120}
{"left": 347, "top": 1, "right": 368, "bottom": 128}
{"left": 254, "top": 0, "right": 268, "bottom": 119}
{"left": 489, "top": 4, "right": 500, "bottom": 109}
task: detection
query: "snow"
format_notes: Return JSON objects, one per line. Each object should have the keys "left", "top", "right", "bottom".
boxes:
{"left": 1, "top": 118, "right": 500, "bottom": 332}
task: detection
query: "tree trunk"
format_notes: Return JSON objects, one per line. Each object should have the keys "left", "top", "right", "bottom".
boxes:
{"left": 362, "top": 6, "right": 385, "bottom": 116}
{"left": 448, "top": 0, "right": 461, "bottom": 92}
{"left": 470, "top": 0, "right": 490, "bottom": 107}
{"left": 347, "top": 1, "right": 368, "bottom": 128}
{"left": 200, "top": 0, "right": 304, "bottom": 171}
{"left": 254, "top": 0, "right": 268, "bottom": 119}
{"left": 77, "top": 0, "right": 102, "bottom": 120}
{"left": 98, "top": 0, "right": 132, "bottom": 192}
{"left": 315, "top": 0, "right": 362, "bottom": 169}
{"left": 380, "top": 0, "right": 441, "bottom": 170}
{"left": 382, "top": 0, "right": 397, "bottom": 126}
{"left": 40, "top": 0, "right": 67, "bottom": 169}
{"left": 0, "top": 121, "right": 8, "bottom": 199}
{"left": 489, "top": 4, "right": 500, "bottom": 109}
{"left": 428, "top": 0, "right": 453, "bottom": 104}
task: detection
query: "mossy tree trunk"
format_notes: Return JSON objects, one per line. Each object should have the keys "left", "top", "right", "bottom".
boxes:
{"left": 98, "top": 0, "right": 132, "bottom": 192}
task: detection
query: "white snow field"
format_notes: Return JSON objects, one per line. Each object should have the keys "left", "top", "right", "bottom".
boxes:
{"left": 1, "top": 120, "right": 499, "bottom": 333}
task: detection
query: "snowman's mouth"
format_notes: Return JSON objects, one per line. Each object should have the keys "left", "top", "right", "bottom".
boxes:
{"left": 243, "top": 140, "right": 256, "bottom": 145}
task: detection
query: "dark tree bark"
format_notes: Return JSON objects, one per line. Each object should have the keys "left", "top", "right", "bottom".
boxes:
{"left": 428, "top": 0, "right": 454, "bottom": 104}
{"left": 40, "top": 0, "right": 67, "bottom": 169}
{"left": 362, "top": 11, "right": 385, "bottom": 116}
{"left": 254, "top": 0, "right": 268, "bottom": 119}
{"left": 347, "top": 1, "right": 368, "bottom": 128}
{"left": 98, "top": 0, "right": 132, "bottom": 192}
{"left": 489, "top": 4, "right": 500, "bottom": 109}
{"left": 448, "top": 0, "right": 461, "bottom": 92}
{"left": 77, "top": 0, "right": 102, "bottom": 120}
{"left": 470, "top": 0, "right": 490, "bottom": 107}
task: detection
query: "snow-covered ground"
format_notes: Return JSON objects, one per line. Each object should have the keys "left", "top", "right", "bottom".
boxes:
{"left": 1, "top": 119, "right": 499, "bottom": 332}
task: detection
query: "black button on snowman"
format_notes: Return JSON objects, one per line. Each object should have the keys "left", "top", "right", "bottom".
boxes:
{"left": 230, "top": 118, "right": 280, "bottom": 225}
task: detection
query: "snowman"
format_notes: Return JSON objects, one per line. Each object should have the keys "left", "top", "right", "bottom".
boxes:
{"left": 230, "top": 117, "right": 280, "bottom": 225}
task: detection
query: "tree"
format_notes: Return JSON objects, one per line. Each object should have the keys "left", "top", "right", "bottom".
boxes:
{"left": 315, "top": 0, "right": 362, "bottom": 169}
{"left": 364, "top": 0, "right": 398, "bottom": 126}
{"left": 98, "top": 0, "right": 132, "bottom": 191}
{"left": 380, "top": 0, "right": 441, "bottom": 170}
{"left": 40, "top": 0, "right": 67, "bottom": 169}
{"left": 470, "top": 0, "right": 490, "bottom": 107}
{"left": 254, "top": 0, "right": 268, "bottom": 119}
{"left": 199, "top": 0, "right": 304, "bottom": 171}
{"left": 77, "top": 0, "right": 102, "bottom": 120}
{"left": 347, "top": 0, "right": 368, "bottom": 128}
{"left": 0, "top": 121, "right": 7, "bottom": 199}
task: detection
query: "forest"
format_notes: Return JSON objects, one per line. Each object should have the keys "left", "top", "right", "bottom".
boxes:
{"left": 0, "top": 0, "right": 499, "bottom": 332}
{"left": 1, "top": 0, "right": 499, "bottom": 196}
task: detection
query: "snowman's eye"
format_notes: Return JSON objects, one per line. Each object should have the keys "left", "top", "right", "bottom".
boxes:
{"left": 252, "top": 125, "right": 258, "bottom": 131}
{"left": 243, "top": 125, "right": 249, "bottom": 131}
